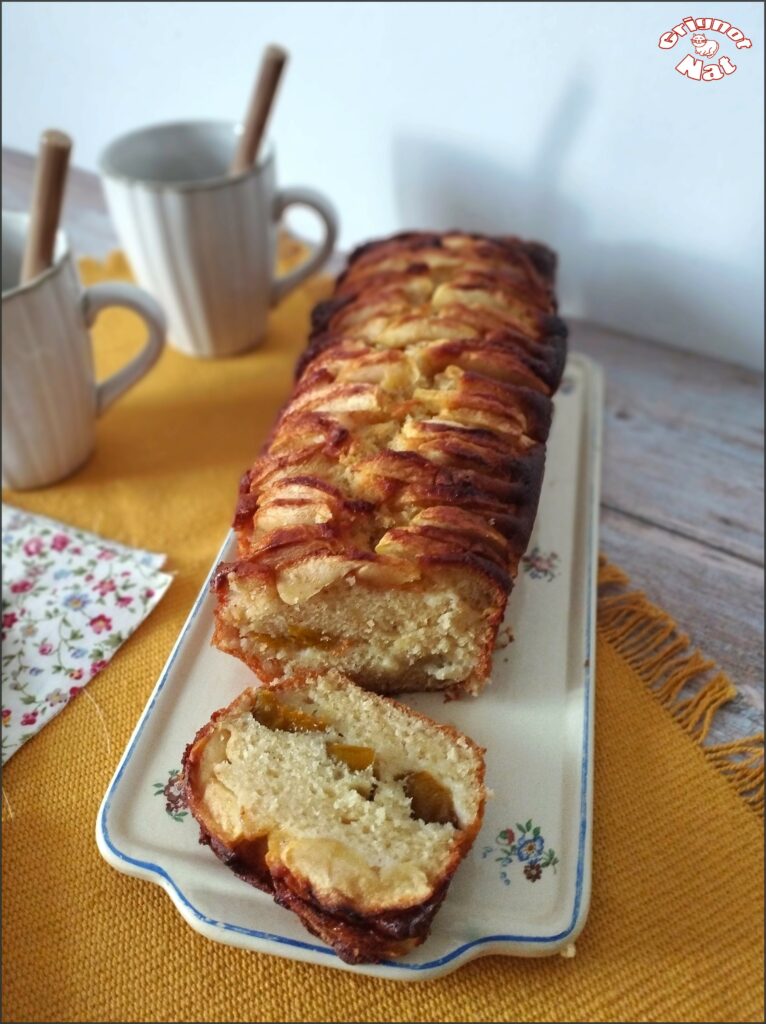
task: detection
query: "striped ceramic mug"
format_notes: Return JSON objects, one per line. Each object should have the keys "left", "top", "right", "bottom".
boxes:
{"left": 1, "top": 210, "right": 166, "bottom": 491}
{"left": 99, "top": 121, "right": 339, "bottom": 358}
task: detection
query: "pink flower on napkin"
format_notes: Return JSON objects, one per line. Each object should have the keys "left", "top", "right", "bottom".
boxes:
{"left": 51, "top": 534, "right": 70, "bottom": 551}
{"left": 89, "top": 614, "right": 113, "bottom": 634}
{"left": 23, "top": 538, "right": 44, "bottom": 557}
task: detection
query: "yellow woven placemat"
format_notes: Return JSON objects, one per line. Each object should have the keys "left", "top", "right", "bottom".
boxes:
{"left": 2, "top": 250, "right": 763, "bottom": 1023}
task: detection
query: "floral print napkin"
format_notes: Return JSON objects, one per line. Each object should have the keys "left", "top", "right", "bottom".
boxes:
{"left": 1, "top": 504, "right": 172, "bottom": 764}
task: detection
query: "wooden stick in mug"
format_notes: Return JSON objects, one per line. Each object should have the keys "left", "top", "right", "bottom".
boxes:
{"left": 21, "top": 129, "right": 73, "bottom": 283}
{"left": 230, "top": 44, "right": 288, "bottom": 175}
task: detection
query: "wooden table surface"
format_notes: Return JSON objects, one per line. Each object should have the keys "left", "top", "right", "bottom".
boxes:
{"left": 3, "top": 147, "right": 763, "bottom": 745}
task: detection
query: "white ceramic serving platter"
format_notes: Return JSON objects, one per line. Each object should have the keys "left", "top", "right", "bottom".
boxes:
{"left": 97, "top": 352, "right": 603, "bottom": 982}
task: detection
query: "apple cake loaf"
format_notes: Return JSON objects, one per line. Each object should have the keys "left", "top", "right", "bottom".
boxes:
{"left": 213, "top": 231, "right": 567, "bottom": 694}
{"left": 183, "top": 670, "right": 487, "bottom": 964}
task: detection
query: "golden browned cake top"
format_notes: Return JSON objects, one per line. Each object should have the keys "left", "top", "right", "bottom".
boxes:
{"left": 218, "top": 230, "right": 566, "bottom": 603}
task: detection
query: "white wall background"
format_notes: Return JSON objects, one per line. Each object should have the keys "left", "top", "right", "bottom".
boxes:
{"left": 3, "top": 1, "right": 763, "bottom": 369}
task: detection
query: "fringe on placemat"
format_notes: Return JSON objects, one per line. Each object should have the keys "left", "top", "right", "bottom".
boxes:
{"left": 598, "top": 557, "right": 764, "bottom": 816}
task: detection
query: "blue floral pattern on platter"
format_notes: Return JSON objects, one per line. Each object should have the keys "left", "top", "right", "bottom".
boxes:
{"left": 521, "top": 546, "right": 560, "bottom": 582}
{"left": 482, "top": 819, "right": 560, "bottom": 885}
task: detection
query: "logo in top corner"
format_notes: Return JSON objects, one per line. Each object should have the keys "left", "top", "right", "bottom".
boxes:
{"left": 658, "top": 15, "right": 752, "bottom": 80}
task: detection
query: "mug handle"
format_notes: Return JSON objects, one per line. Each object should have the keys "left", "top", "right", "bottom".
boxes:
{"left": 271, "top": 187, "right": 338, "bottom": 305}
{"left": 80, "top": 283, "right": 166, "bottom": 415}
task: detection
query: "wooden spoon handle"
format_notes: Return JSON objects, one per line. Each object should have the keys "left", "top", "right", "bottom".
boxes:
{"left": 21, "top": 129, "right": 72, "bottom": 283}
{"left": 230, "top": 45, "right": 288, "bottom": 175}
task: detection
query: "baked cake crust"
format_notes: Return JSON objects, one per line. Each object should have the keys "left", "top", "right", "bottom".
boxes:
{"left": 213, "top": 230, "right": 566, "bottom": 694}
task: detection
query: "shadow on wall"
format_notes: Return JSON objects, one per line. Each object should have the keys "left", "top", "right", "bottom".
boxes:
{"left": 579, "top": 242, "right": 762, "bottom": 368}
{"left": 391, "top": 74, "right": 592, "bottom": 315}
{"left": 391, "top": 80, "right": 762, "bottom": 368}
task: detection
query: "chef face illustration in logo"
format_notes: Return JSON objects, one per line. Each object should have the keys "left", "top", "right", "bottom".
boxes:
{"left": 691, "top": 33, "right": 719, "bottom": 57}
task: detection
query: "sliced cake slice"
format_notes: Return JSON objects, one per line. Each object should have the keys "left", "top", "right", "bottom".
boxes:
{"left": 183, "top": 670, "right": 487, "bottom": 964}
